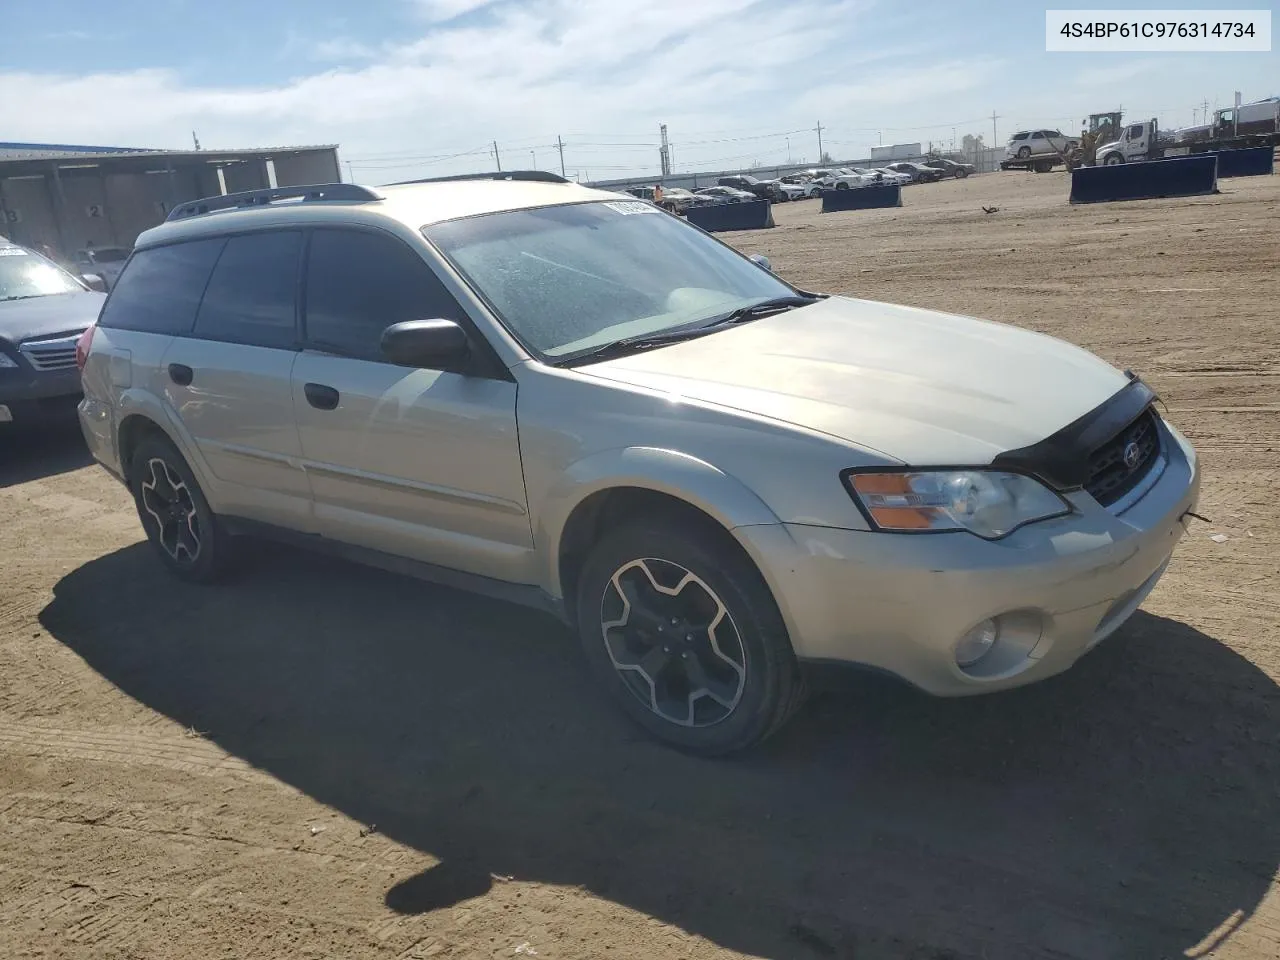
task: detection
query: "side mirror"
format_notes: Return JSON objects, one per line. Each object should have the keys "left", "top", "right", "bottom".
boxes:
{"left": 81, "top": 274, "right": 108, "bottom": 292}
{"left": 749, "top": 254, "right": 773, "bottom": 272}
{"left": 380, "top": 318, "right": 470, "bottom": 370}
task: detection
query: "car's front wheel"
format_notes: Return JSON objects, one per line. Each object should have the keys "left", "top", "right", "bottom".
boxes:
{"left": 1016, "top": 146, "right": 1032, "bottom": 159}
{"left": 834, "top": 181, "right": 849, "bottom": 190}
{"left": 575, "top": 518, "right": 805, "bottom": 756}
{"left": 129, "top": 435, "right": 232, "bottom": 583}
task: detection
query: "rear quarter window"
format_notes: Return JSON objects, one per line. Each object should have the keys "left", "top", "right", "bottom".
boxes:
{"left": 98, "top": 238, "right": 225, "bottom": 335}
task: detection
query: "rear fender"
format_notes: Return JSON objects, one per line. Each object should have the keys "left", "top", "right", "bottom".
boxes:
{"left": 115, "top": 388, "right": 221, "bottom": 509}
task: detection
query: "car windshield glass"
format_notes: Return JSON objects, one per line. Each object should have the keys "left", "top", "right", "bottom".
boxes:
{"left": 0, "top": 248, "right": 83, "bottom": 300}
{"left": 424, "top": 200, "right": 795, "bottom": 360}
{"left": 92, "top": 248, "right": 129, "bottom": 263}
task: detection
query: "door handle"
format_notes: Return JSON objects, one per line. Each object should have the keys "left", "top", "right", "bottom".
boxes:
{"left": 168, "top": 363, "right": 194, "bottom": 386}
{"left": 304, "top": 382, "right": 340, "bottom": 411}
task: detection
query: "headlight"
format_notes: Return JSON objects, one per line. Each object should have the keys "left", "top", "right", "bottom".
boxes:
{"left": 0, "top": 353, "right": 18, "bottom": 369}
{"left": 845, "top": 470, "right": 1070, "bottom": 539}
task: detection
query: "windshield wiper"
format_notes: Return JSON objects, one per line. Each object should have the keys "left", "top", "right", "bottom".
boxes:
{"left": 556, "top": 294, "right": 822, "bottom": 367}
{"left": 698, "top": 294, "right": 820, "bottom": 328}
{"left": 557, "top": 325, "right": 721, "bottom": 366}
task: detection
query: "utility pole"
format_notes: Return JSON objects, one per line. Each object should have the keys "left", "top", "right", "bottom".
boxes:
{"left": 990, "top": 111, "right": 999, "bottom": 148}
{"left": 492, "top": 140, "right": 502, "bottom": 172}
{"left": 557, "top": 135, "right": 566, "bottom": 177}
{"left": 530, "top": 149, "right": 536, "bottom": 169}
{"left": 659, "top": 124, "right": 672, "bottom": 176}
{"left": 346, "top": 161, "right": 354, "bottom": 182}
{"left": 192, "top": 131, "right": 201, "bottom": 151}
{"left": 815, "top": 121, "right": 824, "bottom": 161}
{"left": 786, "top": 137, "right": 791, "bottom": 164}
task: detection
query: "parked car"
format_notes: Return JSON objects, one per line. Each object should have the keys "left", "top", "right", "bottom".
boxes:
{"left": 716, "top": 175, "right": 776, "bottom": 201}
{"left": 696, "top": 185, "right": 756, "bottom": 203}
{"left": 0, "top": 240, "right": 106, "bottom": 426}
{"left": 654, "top": 187, "right": 708, "bottom": 214}
{"left": 869, "top": 167, "right": 913, "bottom": 186}
{"left": 74, "top": 245, "right": 131, "bottom": 290}
{"left": 813, "top": 168, "right": 874, "bottom": 190}
{"left": 924, "top": 158, "right": 975, "bottom": 179}
{"left": 77, "top": 175, "right": 1200, "bottom": 756}
{"left": 884, "top": 162, "right": 945, "bottom": 183}
{"left": 1005, "top": 130, "right": 1076, "bottom": 160}
{"left": 766, "top": 180, "right": 808, "bottom": 201}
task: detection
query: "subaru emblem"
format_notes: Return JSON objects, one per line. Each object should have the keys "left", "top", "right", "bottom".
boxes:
{"left": 1122, "top": 441, "right": 1142, "bottom": 470}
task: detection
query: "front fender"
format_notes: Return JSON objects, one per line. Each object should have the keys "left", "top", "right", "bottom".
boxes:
{"left": 534, "top": 446, "right": 783, "bottom": 598}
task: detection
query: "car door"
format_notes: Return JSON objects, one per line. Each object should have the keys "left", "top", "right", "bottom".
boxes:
{"left": 161, "top": 230, "right": 314, "bottom": 530}
{"left": 291, "top": 226, "right": 533, "bottom": 584}
{"left": 1124, "top": 123, "right": 1148, "bottom": 159}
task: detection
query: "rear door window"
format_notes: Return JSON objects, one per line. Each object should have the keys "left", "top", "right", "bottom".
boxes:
{"left": 192, "top": 231, "right": 302, "bottom": 349}
{"left": 97, "top": 238, "right": 225, "bottom": 335}
{"left": 303, "top": 228, "right": 464, "bottom": 362}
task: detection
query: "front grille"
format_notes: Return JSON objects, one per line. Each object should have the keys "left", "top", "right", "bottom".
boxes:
{"left": 1084, "top": 408, "right": 1161, "bottom": 507}
{"left": 19, "top": 333, "right": 83, "bottom": 371}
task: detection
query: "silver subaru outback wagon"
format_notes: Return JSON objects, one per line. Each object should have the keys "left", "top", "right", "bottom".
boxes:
{"left": 77, "top": 174, "right": 1200, "bottom": 755}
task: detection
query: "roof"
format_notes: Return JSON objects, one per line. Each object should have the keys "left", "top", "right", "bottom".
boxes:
{"left": 133, "top": 176, "right": 620, "bottom": 249}
{"left": 0, "top": 143, "right": 339, "bottom": 167}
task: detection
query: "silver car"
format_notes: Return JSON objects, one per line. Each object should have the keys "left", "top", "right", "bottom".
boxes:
{"left": 77, "top": 174, "right": 1200, "bottom": 755}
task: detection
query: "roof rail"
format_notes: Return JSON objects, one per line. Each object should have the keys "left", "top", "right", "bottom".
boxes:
{"left": 165, "top": 183, "right": 384, "bottom": 222}
{"left": 387, "top": 170, "right": 570, "bottom": 186}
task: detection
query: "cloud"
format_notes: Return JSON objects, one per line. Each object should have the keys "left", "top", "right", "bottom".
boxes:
{"left": 308, "top": 38, "right": 381, "bottom": 63}
{"left": 412, "top": 0, "right": 499, "bottom": 22}
{"left": 0, "top": 0, "right": 990, "bottom": 178}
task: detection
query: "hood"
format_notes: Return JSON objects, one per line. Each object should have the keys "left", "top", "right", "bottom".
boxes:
{"left": 0, "top": 291, "right": 105, "bottom": 344}
{"left": 579, "top": 296, "right": 1130, "bottom": 465}
{"left": 1095, "top": 139, "right": 1122, "bottom": 155}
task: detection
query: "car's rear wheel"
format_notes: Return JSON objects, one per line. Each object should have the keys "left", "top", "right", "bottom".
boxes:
{"left": 834, "top": 181, "right": 849, "bottom": 190}
{"left": 129, "top": 435, "right": 232, "bottom": 583}
{"left": 575, "top": 519, "right": 805, "bottom": 756}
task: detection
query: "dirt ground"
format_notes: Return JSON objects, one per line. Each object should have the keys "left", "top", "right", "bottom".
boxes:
{"left": 2, "top": 170, "right": 1278, "bottom": 960}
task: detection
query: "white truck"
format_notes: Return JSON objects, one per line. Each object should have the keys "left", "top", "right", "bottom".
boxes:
{"left": 1096, "top": 103, "right": 1279, "bottom": 166}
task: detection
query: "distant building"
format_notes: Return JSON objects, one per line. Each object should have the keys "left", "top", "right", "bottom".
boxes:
{"left": 0, "top": 142, "right": 341, "bottom": 257}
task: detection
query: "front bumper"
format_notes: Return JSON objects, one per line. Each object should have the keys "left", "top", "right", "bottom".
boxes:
{"left": 737, "top": 421, "right": 1200, "bottom": 696}
{"left": 0, "top": 366, "right": 83, "bottom": 423}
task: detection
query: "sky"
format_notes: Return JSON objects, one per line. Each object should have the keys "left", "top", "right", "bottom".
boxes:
{"left": 2, "top": 0, "right": 1276, "bottom": 182}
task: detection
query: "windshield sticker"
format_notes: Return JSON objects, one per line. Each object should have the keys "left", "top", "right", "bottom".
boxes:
{"left": 603, "top": 200, "right": 662, "bottom": 215}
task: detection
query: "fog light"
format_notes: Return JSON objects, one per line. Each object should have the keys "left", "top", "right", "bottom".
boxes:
{"left": 955, "top": 618, "right": 998, "bottom": 667}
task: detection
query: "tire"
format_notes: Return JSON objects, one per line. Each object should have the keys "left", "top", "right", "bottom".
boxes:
{"left": 129, "top": 434, "right": 233, "bottom": 583}
{"left": 1016, "top": 146, "right": 1032, "bottom": 159}
{"left": 834, "top": 181, "right": 849, "bottom": 190}
{"left": 956, "top": 169, "right": 969, "bottom": 178}
{"left": 1103, "top": 153, "right": 1124, "bottom": 166}
{"left": 575, "top": 518, "right": 806, "bottom": 756}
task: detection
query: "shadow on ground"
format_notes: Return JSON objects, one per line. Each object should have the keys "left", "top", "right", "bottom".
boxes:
{"left": 41, "top": 540, "right": 1280, "bottom": 959}
{"left": 0, "top": 418, "right": 92, "bottom": 488}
